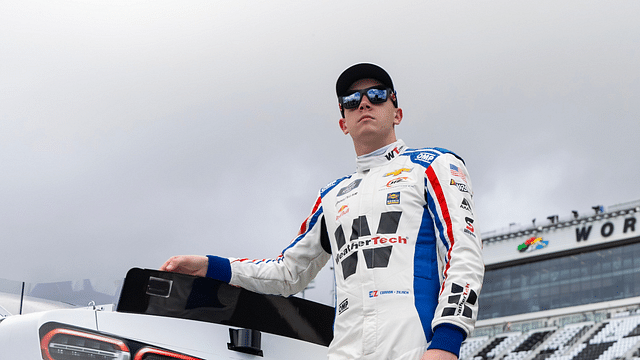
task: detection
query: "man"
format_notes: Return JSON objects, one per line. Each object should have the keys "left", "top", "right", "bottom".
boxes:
{"left": 161, "top": 63, "right": 484, "bottom": 360}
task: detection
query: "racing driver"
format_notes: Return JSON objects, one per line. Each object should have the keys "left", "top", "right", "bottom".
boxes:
{"left": 162, "top": 63, "right": 485, "bottom": 360}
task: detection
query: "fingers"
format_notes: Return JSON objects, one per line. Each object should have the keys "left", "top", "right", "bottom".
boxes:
{"left": 160, "top": 255, "right": 208, "bottom": 277}
{"left": 159, "top": 256, "right": 178, "bottom": 271}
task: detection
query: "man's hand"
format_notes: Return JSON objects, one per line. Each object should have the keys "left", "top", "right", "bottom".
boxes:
{"left": 421, "top": 349, "right": 458, "bottom": 360}
{"left": 160, "top": 255, "right": 209, "bottom": 277}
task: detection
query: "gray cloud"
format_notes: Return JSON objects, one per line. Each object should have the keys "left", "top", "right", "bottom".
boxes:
{"left": 1, "top": 1, "right": 639, "bottom": 305}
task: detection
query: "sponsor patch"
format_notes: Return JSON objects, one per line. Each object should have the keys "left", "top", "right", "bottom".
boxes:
{"left": 335, "top": 191, "right": 356, "bottom": 205}
{"left": 410, "top": 151, "right": 438, "bottom": 168}
{"left": 464, "top": 217, "right": 476, "bottom": 238}
{"left": 385, "top": 177, "right": 409, "bottom": 188}
{"left": 384, "top": 168, "right": 412, "bottom": 177}
{"left": 369, "top": 290, "right": 410, "bottom": 298}
{"left": 337, "top": 179, "right": 362, "bottom": 196}
{"left": 335, "top": 236, "right": 408, "bottom": 264}
{"left": 386, "top": 192, "right": 400, "bottom": 205}
{"left": 384, "top": 146, "right": 402, "bottom": 161}
{"left": 334, "top": 212, "right": 406, "bottom": 280}
{"left": 320, "top": 179, "right": 338, "bottom": 193}
{"left": 417, "top": 153, "right": 435, "bottom": 162}
{"left": 442, "top": 283, "right": 477, "bottom": 319}
{"left": 336, "top": 205, "right": 350, "bottom": 221}
{"left": 460, "top": 198, "right": 473, "bottom": 214}
{"left": 338, "top": 298, "right": 349, "bottom": 314}
{"left": 450, "top": 179, "right": 470, "bottom": 194}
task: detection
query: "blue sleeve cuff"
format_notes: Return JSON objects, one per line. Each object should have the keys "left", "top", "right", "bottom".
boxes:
{"left": 428, "top": 323, "right": 466, "bottom": 357}
{"left": 205, "top": 255, "right": 232, "bottom": 283}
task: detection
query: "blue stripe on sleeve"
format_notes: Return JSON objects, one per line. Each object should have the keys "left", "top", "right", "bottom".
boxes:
{"left": 425, "top": 180, "right": 450, "bottom": 252}
{"left": 414, "top": 202, "right": 443, "bottom": 343}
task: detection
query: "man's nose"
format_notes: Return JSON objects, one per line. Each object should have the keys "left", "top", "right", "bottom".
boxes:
{"left": 358, "top": 95, "right": 372, "bottom": 110}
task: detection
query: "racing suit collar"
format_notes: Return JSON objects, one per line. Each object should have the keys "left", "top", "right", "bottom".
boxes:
{"left": 356, "top": 139, "right": 406, "bottom": 173}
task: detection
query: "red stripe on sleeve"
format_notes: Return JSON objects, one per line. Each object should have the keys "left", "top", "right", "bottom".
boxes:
{"left": 426, "top": 167, "right": 456, "bottom": 295}
{"left": 298, "top": 196, "right": 322, "bottom": 236}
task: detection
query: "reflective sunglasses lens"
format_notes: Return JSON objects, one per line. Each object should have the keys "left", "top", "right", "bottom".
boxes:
{"left": 342, "top": 92, "right": 362, "bottom": 109}
{"left": 366, "top": 88, "right": 388, "bottom": 104}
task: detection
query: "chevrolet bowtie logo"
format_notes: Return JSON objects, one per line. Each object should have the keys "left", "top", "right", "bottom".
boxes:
{"left": 384, "top": 168, "right": 412, "bottom": 177}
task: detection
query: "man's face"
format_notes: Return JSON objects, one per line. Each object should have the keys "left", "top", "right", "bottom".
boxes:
{"left": 339, "top": 78, "right": 402, "bottom": 144}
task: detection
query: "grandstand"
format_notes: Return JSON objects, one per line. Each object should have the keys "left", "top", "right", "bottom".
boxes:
{"left": 463, "top": 200, "right": 640, "bottom": 360}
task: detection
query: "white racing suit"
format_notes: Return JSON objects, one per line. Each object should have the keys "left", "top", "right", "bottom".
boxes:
{"left": 206, "top": 140, "right": 484, "bottom": 360}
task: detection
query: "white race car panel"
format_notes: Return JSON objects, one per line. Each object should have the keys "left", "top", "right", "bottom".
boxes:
{"left": 97, "top": 312, "right": 329, "bottom": 359}
{"left": 0, "top": 309, "right": 98, "bottom": 359}
{"left": 0, "top": 268, "right": 332, "bottom": 360}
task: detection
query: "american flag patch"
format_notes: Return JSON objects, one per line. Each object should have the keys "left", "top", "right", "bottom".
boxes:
{"left": 450, "top": 164, "right": 467, "bottom": 183}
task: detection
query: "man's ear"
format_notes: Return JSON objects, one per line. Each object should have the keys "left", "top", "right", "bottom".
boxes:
{"left": 339, "top": 118, "right": 349, "bottom": 135}
{"left": 393, "top": 108, "right": 403, "bottom": 126}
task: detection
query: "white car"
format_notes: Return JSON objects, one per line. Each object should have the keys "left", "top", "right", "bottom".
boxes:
{"left": 0, "top": 268, "right": 333, "bottom": 359}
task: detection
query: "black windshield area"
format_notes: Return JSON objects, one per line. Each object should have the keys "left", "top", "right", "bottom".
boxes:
{"left": 116, "top": 268, "right": 334, "bottom": 346}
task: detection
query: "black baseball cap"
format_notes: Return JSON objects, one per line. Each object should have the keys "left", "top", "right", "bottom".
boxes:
{"left": 336, "top": 63, "right": 395, "bottom": 97}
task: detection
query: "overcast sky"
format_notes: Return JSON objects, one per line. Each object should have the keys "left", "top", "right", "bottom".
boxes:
{"left": 1, "top": 1, "right": 639, "bottom": 305}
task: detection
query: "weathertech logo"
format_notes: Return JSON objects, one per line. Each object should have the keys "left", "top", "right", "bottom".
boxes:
{"left": 442, "top": 283, "right": 477, "bottom": 319}
{"left": 335, "top": 236, "right": 407, "bottom": 264}
{"left": 334, "top": 211, "right": 404, "bottom": 280}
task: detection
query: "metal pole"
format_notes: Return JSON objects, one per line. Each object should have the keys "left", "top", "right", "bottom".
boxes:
{"left": 19, "top": 282, "right": 25, "bottom": 315}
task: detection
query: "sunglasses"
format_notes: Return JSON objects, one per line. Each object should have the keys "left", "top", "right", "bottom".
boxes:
{"left": 339, "top": 86, "right": 393, "bottom": 110}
